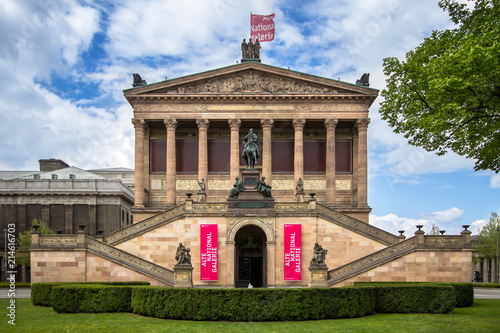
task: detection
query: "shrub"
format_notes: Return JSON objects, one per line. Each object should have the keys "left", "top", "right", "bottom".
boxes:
{"left": 31, "top": 281, "right": 150, "bottom": 307}
{"left": 372, "top": 285, "right": 456, "bottom": 314}
{"left": 131, "top": 287, "right": 375, "bottom": 321}
{"left": 354, "top": 282, "right": 474, "bottom": 308}
{"left": 51, "top": 284, "right": 136, "bottom": 313}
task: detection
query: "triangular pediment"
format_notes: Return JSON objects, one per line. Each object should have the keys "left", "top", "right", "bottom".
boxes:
{"left": 124, "top": 62, "right": 378, "bottom": 98}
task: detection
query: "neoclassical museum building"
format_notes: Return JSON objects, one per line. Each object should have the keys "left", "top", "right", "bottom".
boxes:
{"left": 30, "top": 53, "right": 473, "bottom": 288}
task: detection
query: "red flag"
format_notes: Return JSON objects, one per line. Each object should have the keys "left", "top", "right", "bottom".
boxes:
{"left": 250, "top": 13, "right": 275, "bottom": 42}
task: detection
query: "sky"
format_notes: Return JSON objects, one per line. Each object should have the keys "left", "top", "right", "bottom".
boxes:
{"left": 0, "top": 0, "right": 498, "bottom": 236}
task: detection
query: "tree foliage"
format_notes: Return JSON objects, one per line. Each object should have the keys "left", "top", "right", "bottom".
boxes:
{"left": 16, "top": 218, "right": 56, "bottom": 266}
{"left": 473, "top": 212, "right": 499, "bottom": 259}
{"left": 380, "top": 0, "right": 500, "bottom": 172}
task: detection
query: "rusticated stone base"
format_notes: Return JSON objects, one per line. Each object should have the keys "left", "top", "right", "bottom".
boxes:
{"left": 174, "top": 265, "right": 193, "bottom": 288}
{"left": 309, "top": 265, "right": 328, "bottom": 288}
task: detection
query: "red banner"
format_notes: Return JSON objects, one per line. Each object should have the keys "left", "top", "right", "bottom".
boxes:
{"left": 284, "top": 224, "right": 301, "bottom": 280}
{"left": 200, "top": 224, "right": 218, "bottom": 280}
{"left": 251, "top": 13, "right": 275, "bottom": 42}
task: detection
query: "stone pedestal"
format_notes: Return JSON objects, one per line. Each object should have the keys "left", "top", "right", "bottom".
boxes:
{"left": 227, "top": 169, "right": 275, "bottom": 212}
{"left": 197, "top": 192, "right": 206, "bottom": 203}
{"left": 174, "top": 264, "right": 193, "bottom": 288}
{"left": 296, "top": 193, "right": 305, "bottom": 202}
{"left": 308, "top": 265, "right": 328, "bottom": 288}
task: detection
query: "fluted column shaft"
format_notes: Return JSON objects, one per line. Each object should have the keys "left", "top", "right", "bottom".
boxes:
{"left": 165, "top": 119, "right": 178, "bottom": 206}
{"left": 261, "top": 119, "right": 274, "bottom": 184}
{"left": 325, "top": 119, "right": 338, "bottom": 205}
{"left": 132, "top": 119, "right": 146, "bottom": 207}
{"left": 229, "top": 119, "right": 241, "bottom": 182}
{"left": 293, "top": 119, "right": 306, "bottom": 194}
{"left": 356, "top": 119, "right": 370, "bottom": 207}
{"left": 197, "top": 119, "right": 210, "bottom": 189}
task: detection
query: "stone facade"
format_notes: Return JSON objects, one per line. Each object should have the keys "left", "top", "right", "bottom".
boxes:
{"left": 29, "top": 61, "right": 474, "bottom": 288}
{"left": 0, "top": 160, "right": 134, "bottom": 282}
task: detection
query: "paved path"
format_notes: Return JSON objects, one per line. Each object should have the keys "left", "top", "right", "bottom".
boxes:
{"left": 1, "top": 288, "right": 500, "bottom": 299}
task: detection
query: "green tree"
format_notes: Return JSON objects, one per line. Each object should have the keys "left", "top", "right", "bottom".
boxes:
{"left": 474, "top": 212, "right": 499, "bottom": 259}
{"left": 380, "top": 0, "right": 500, "bottom": 172}
{"left": 427, "top": 223, "right": 441, "bottom": 235}
{"left": 16, "top": 218, "right": 56, "bottom": 266}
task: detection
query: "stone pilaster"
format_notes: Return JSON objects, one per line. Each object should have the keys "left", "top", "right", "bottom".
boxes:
{"left": 293, "top": 119, "right": 306, "bottom": 193}
{"left": 143, "top": 125, "right": 150, "bottom": 199}
{"left": 228, "top": 119, "right": 241, "bottom": 182}
{"left": 132, "top": 119, "right": 146, "bottom": 208}
{"left": 197, "top": 119, "right": 210, "bottom": 191}
{"left": 88, "top": 204, "right": 97, "bottom": 236}
{"left": 266, "top": 241, "right": 276, "bottom": 287}
{"left": 64, "top": 204, "right": 73, "bottom": 234}
{"left": 355, "top": 119, "right": 370, "bottom": 208}
{"left": 41, "top": 204, "right": 50, "bottom": 225}
{"left": 164, "top": 119, "right": 178, "bottom": 207}
{"left": 261, "top": 119, "right": 274, "bottom": 184}
{"left": 324, "top": 119, "right": 338, "bottom": 205}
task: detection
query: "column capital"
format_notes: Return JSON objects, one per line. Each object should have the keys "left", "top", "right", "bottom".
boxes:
{"left": 196, "top": 119, "right": 210, "bottom": 130}
{"left": 228, "top": 119, "right": 241, "bottom": 130}
{"left": 132, "top": 118, "right": 146, "bottom": 130}
{"left": 324, "top": 119, "right": 338, "bottom": 130}
{"left": 164, "top": 118, "right": 178, "bottom": 130}
{"left": 260, "top": 119, "right": 274, "bottom": 129}
{"left": 292, "top": 119, "right": 306, "bottom": 130}
{"left": 355, "top": 118, "right": 370, "bottom": 130}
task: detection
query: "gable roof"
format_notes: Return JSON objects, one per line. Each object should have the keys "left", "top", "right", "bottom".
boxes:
{"left": 123, "top": 62, "right": 378, "bottom": 103}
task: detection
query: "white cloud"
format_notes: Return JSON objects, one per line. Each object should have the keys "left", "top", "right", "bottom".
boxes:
{"left": 469, "top": 219, "right": 488, "bottom": 235}
{"left": 370, "top": 207, "right": 466, "bottom": 236}
{"left": 490, "top": 174, "right": 500, "bottom": 188}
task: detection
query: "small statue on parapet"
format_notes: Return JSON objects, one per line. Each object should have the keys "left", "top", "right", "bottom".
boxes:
{"left": 198, "top": 178, "right": 206, "bottom": 194}
{"left": 310, "top": 243, "right": 327, "bottom": 267}
{"left": 132, "top": 73, "right": 147, "bottom": 87}
{"left": 241, "top": 38, "right": 262, "bottom": 59}
{"left": 175, "top": 243, "right": 192, "bottom": 266}
{"left": 296, "top": 178, "right": 304, "bottom": 195}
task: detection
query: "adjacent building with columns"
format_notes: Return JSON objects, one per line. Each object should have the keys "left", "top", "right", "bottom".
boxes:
{"left": 126, "top": 61, "right": 375, "bottom": 223}
{"left": 30, "top": 60, "right": 473, "bottom": 288}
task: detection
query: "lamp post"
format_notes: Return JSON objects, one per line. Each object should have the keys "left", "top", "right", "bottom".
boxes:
{"left": 496, "top": 222, "right": 499, "bottom": 284}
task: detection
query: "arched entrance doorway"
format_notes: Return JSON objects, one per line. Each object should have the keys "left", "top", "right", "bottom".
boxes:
{"left": 234, "top": 225, "right": 267, "bottom": 288}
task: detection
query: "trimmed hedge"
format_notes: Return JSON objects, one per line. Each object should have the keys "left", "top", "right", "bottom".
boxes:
{"left": 31, "top": 281, "right": 150, "bottom": 307}
{"left": 52, "top": 284, "right": 136, "bottom": 313}
{"left": 371, "top": 285, "right": 456, "bottom": 314}
{"left": 131, "top": 287, "right": 375, "bottom": 321}
{"left": 354, "top": 282, "right": 474, "bottom": 308}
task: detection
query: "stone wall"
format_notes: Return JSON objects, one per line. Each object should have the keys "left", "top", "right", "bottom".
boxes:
{"left": 336, "top": 250, "right": 473, "bottom": 287}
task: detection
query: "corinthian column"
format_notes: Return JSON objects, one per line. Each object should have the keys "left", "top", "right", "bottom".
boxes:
{"left": 325, "top": 119, "right": 338, "bottom": 206}
{"left": 196, "top": 119, "right": 210, "bottom": 189}
{"left": 132, "top": 118, "right": 146, "bottom": 208}
{"left": 261, "top": 119, "right": 274, "bottom": 184}
{"left": 293, "top": 119, "right": 306, "bottom": 194}
{"left": 356, "top": 118, "right": 370, "bottom": 208}
{"left": 228, "top": 119, "right": 241, "bottom": 182}
{"left": 164, "top": 118, "right": 178, "bottom": 207}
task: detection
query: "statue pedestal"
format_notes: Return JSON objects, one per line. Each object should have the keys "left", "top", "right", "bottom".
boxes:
{"left": 197, "top": 192, "right": 206, "bottom": 203}
{"left": 174, "top": 264, "right": 193, "bottom": 288}
{"left": 296, "top": 192, "right": 305, "bottom": 202}
{"left": 308, "top": 265, "right": 329, "bottom": 288}
{"left": 227, "top": 169, "right": 275, "bottom": 212}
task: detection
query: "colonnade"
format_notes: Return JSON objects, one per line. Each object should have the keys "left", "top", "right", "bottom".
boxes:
{"left": 132, "top": 118, "right": 369, "bottom": 208}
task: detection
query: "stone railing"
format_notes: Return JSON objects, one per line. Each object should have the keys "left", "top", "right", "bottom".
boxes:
{"left": 104, "top": 204, "right": 185, "bottom": 245}
{"left": 191, "top": 202, "right": 227, "bottom": 214}
{"left": 316, "top": 204, "right": 399, "bottom": 246}
{"left": 327, "top": 238, "right": 416, "bottom": 284}
{"left": 38, "top": 235, "right": 78, "bottom": 248}
{"left": 87, "top": 237, "right": 174, "bottom": 286}
{"left": 327, "top": 234, "right": 468, "bottom": 285}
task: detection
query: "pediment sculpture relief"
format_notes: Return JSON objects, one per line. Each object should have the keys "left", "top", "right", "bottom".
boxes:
{"left": 164, "top": 72, "right": 339, "bottom": 95}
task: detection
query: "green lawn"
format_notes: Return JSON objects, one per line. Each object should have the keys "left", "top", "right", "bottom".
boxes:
{"left": 1, "top": 299, "right": 500, "bottom": 333}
